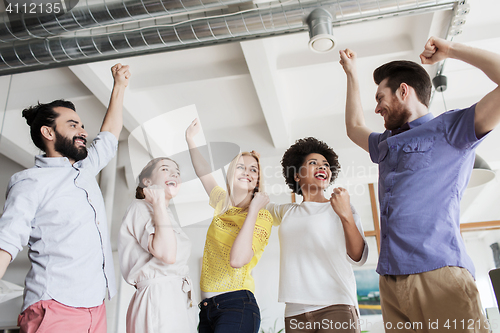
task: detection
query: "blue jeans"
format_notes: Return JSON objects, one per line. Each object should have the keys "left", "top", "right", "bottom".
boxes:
{"left": 198, "top": 290, "right": 261, "bottom": 333}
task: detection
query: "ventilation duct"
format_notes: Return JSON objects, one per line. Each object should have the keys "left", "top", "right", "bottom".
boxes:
{"left": 0, "top": 0, "right": 458, "bottom": 75}
{"left": 0, "top": 0, "right": 252, "bottom": 42}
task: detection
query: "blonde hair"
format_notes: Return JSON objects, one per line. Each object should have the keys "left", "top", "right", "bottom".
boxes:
{"left": 218, "top": 152, "right": 264, "bottom": 216}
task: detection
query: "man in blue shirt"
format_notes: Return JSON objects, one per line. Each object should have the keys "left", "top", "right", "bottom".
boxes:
{"left": 0, "top": 63, "right": 130, "bottom": 333}
{"left": 340, "top": 36, "right": 499, "bottom": 331}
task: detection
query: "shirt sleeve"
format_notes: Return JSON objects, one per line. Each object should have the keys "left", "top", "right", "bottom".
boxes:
{"left": 0, "top": 176, "right": 39, "bottom": 261}
{"left": 209, "top": 186, "right": 226, "bottom": 210}
{"left": 346, "top": 204, "right": 369, "bottom": 267}
{"left": 121, "top": 200, "right": 154, "bottom": 253}
{"left": 443, "top": 104, "right": 488, "bottom": 149}
{"left": 368, "top": 132, "right": 383, "bottom": 163}
{"left": 251, "top": 210, "right": 273, "bottom": 254}
{"left": 118, "top": 200, "right": 156, "bottom": 285}
{"left": 265, "top": 202, "right": 294, "bottom": 226}
{"left": 81, "top": 131, "right": 119, "bottom": 176}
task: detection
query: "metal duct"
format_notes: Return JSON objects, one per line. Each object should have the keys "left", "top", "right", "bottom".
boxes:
{"left": 0, "top": 0, "right": 457, "bottom": 75}
{"left": 0, "top": 0, "right": 251, "bottom": 42}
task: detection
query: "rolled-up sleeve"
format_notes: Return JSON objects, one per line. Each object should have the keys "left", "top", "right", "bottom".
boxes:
{"left": 369, "top": 132, "right": 383, "bottom": 163}
{"left": 0, "top": 178, "right": 38, "bottom": 261}
{"left": 82, "top": 131, "right": 119, "bottom": 176}
{"left": 443, "top": 104, "right": 489, "bottom": 149}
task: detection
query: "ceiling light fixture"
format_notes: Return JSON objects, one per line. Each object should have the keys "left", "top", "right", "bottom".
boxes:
{"left": 432, "top": 74, "right": 447, "bottom": 92}
{"left": 468, "top": 154, "right": 496, "bottom": 189}
{"left": 307, "top": 8, "right": 336, "bottom": 53}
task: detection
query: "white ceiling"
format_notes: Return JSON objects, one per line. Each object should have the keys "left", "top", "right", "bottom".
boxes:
{"left": 0, "top": 0, "right": 499, "bottom": 235}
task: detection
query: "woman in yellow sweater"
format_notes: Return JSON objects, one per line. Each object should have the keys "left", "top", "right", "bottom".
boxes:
{"left": 186, "top": 119, "right": 273, "bottom": 333}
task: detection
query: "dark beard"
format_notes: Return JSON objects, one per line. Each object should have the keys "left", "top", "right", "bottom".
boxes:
{"left": 54, "top": 130, "right": 88, "bottom": 162}
{"left": 384, "top": 98, "right": 411, "bottom": 131}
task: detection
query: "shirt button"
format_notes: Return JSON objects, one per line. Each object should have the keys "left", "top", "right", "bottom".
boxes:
{"left": 391, "top": 168, "right": 396, "bottom": 172}
{"left": 386, "top": 188, "right": 391, "bottom": 192}
{"left": 390, "top": 145, "right": 395, "bottom": 149}
{"left": 203, "top": 302, "right": 208, "bottom": 306}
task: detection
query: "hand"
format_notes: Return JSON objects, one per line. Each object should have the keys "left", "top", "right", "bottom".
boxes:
{"left": 186, "top": 118, "right": 201, "bottom": 141}
{"left": 250, "top": 150, "right": 261, "bottom": 159}
{"left": 339, "top": 48, "right": 357, "bottom": 75}
{"left": 420, "top": 36, "right": 452, "bottom": 65}
{"left": 330, "top": 187, "right": 352, "bottom": 220}
{"left": 111, "top": 63, "right": 131, "bottom": 88}
{"left": 143, "top": 185, "right": 167, "bottom": 207}
{"left": 249, "top": 192, "right": 269, "bottom": 212}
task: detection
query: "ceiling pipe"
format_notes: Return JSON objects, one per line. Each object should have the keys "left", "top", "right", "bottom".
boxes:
{"left": 307, "top": 7, "right": 335, "bottom": 53}
{"left": 0, "top": 0, "right": 251, "bottom": 42}
{"left": 0, "top": 0, "right": 457, "bottom": 76}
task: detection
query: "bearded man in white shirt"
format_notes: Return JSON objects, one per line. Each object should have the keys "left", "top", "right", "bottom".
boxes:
{"left": 0, "top": 63, "right": 130, "bottom": 333}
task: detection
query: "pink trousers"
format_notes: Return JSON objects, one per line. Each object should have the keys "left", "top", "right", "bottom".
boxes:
{"left": 18, "top": 299, "right": 106, "bottom": 333}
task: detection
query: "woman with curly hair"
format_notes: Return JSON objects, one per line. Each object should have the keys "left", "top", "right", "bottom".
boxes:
{"left": 266, "top": 137, "right": 368, "bottom": 333}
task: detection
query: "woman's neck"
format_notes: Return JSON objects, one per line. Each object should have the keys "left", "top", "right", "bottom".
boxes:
{"left": 232, "top": 187, "right": 253, "bottom": 208}
{"left": 301, "top": 188, "right": 329, "bottom": 203}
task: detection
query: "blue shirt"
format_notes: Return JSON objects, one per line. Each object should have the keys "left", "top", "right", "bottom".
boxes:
{"left": 369, "top": 104, "right": 487, "bottom": 277}
{"left": 0, "top": 131, "right": 118, "bottom": 311}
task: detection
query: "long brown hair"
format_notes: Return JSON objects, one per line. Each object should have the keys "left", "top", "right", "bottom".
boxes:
{"left": 135, "top": 157, "right": 179, "bottom": 199}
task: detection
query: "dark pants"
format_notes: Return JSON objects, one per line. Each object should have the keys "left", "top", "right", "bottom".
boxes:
{"left": 198, "top": 290, "right": 261, "bottom": 333}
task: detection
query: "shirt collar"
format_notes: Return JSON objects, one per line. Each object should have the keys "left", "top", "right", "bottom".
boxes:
{"left": 35, "top": 155, "right": 74, "bottom": 168}
{"left": 408, "top": 112, "right": 434, "bottom": 129}
{"left": 390, "top": 112, "right": 434, "bottom": 136}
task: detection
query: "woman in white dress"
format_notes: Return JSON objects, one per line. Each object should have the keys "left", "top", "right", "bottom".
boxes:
{"left": 118, "top": 157, "right": 196, "bottom": 333}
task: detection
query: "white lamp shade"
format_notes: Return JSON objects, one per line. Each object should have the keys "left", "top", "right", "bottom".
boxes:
{"left": 467, "top": 168, "right": 496, "bottom": 189}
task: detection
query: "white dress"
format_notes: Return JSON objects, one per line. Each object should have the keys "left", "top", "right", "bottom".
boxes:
{"left": 118, "top": 199, "right": 197, "bottom": 333}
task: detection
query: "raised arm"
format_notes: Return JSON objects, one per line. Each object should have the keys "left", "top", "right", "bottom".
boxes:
{"left": 420, "top": 36, "right": 500, "bottom": 138}
{"left": 100, "top": 63, "right": 131, "bottom": 140}
{"left": 185, "top": 118, "right": 218, "bottom": 195}
{"left": 339, "top": 49, "right": 372, "bottom": 152}
{"left": 230, "top": 192, "right": 269, "bottom": 268}
{"left": 330, "top": 187, "right": 364, "bottom": 262}
{"left": 144, "top": 187, "right": 177, "bottom": 265}
{"left": 0, "top": 249, "right": 11, "bottom": 279}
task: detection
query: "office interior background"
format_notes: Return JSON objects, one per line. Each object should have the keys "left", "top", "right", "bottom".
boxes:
{"left": 0, "top": 0, "right": 500, "bottom": 332}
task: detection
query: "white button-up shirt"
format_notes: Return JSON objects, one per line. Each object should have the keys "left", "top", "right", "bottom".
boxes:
{"left": 0, "top": 131, "right": 117, "bottom": 311}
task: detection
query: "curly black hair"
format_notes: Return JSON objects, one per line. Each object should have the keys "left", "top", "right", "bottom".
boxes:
{"left": 281, "top": 137, "right": 340, "bottom": 196}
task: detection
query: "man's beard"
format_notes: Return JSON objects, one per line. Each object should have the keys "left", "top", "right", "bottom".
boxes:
{"left": 384, "top": 97, "right": 411, "bottom": 131}
{"left": 54, "top": 130, "right": 88, "bottom": 162}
